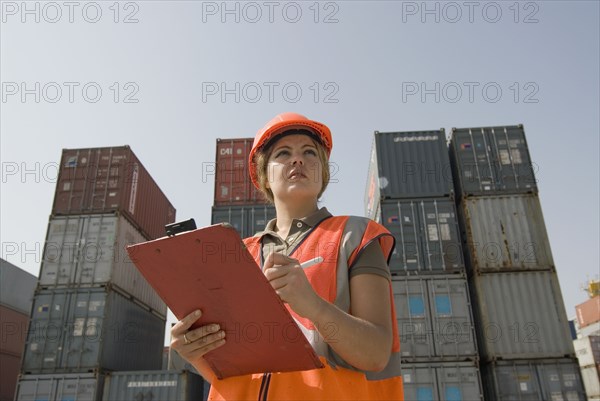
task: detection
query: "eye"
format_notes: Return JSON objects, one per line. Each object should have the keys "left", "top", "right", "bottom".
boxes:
{"left": 304, "top": 149, "right": 317, "bottom": 156}
{"left": 274, "top": 149, "right": 290, "bottom": 158}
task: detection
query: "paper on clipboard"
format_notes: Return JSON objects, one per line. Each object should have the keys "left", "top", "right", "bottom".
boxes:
{"left": 126, "top": 223, "right": 323, "bottom": 379}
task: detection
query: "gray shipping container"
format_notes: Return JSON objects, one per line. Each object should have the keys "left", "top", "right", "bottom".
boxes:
{"left": 15, "top": 373, "right": 104, "bottom": 401}
{"left": 211, "top": 204, "right": 276, "bottom": 239}
{"left": 392, "top": 277, "right": 477, "bottom": 361}
{"left": 482, "top": 358, "right": 587, "bottom": 401}
{"left": 102, "top": 370, "right": 204, "bottom": 401}
{"left": 38, "top": 214, "right": 167, "bottom": 316}
{"left": 377, "top": 199, "right": 464, "bottom": 275}
{"left": 459, "top": 194, "right": 555, "bottom": 272}
{"left": 449, "top": 125, "right": 538, "bottom": 198}
{"left": 365, "top": 130, "right": 453, "bottom": 217}
{"left": 401, "top": 362, "right": 483, "bottom": 401}
{"left": 22, "top": 287, "right": 165, "bottom": 374}
{"left": 0, "top": 258, "right": 37, "bottom": 314}
{"left": 470, "top": 271, "right": 574, "bottom": 361}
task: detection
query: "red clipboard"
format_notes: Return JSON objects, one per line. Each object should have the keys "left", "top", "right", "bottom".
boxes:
{"left": 126, "top": 223, "right": 324, "bottom": 379}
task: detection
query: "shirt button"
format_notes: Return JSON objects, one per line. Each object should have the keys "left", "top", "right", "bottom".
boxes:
{"left": 296, "top": 222, "right": 303, "bottom": 228}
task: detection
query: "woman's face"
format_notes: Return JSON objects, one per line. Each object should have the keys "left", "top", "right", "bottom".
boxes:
{"left": 266, "top": 134, "right": 323, "bottom": 203}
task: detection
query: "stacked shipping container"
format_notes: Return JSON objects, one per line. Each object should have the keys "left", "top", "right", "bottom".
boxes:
{"left": 366, "top": 130, "right": 484, "bottom": 400}
{"left": 0, "top": 259, "right": 37, "bottom": 401}
{"left": 15, "top": 146, "right": 175, "bottom": 401}
{"left": 450, "top": 125, "right": 587, "bottom": 400}
{"left": 211, "top": 138, "right": 274, "bottom": 238}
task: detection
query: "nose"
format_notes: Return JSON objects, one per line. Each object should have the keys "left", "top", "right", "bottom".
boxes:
{"left": 291, "top": 152, "right": 305, "bottom": 165}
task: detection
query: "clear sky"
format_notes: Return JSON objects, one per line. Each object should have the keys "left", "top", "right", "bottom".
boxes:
{"left": 2, "top": 1, "right": 599, "bottom": 346}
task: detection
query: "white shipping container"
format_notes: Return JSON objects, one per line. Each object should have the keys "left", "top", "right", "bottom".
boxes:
{"left": 574, "top": 336, "right": 600, "bottom": 367}
{"left": 581, "top": 365, "right": 600, "bottom": 398}
{"left": 579, "top": 321, "right": 600, "bottom": 338}
{"left": 39, "top": 214, "right": 166, "bottom": 316}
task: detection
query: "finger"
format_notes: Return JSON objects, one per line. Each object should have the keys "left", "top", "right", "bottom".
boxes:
{"left": 264, "top": 253, "right": 297, "bottom": 271}
{"left": 181, "top": 329, "right": 226, "bottom": 352}
{"left": 187, "top": 323, "right": 221, "bottom": 343}
{"left": 186, "top": 336, "right": 226, "bottom": 357}
{"left": 268, "top": 277, "right": 289, "bottom": 292}
{"left": 264, "top": 265, "right": 292, "bottom": 281}
{"left": 171, "top": 310, "right": 201, "bottom": 335}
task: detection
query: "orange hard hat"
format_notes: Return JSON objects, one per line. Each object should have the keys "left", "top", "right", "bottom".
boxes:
{"left": 249, "top": 112, "right": 333, "bottom": 189}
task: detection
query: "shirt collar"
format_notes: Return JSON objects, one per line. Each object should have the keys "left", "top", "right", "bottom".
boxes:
{"left": 258, "top": 207, "right": 332, "bottom": 237}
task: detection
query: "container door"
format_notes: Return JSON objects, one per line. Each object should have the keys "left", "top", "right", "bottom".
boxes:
{"left": 429, "top": 279, "right": 477, "bottom": 359}
{"left": 393, "top": 279, "right": 435, "bottom": 360}
{"left": 418, "top": 200, "right": 464, "bottom": 273}
{"left": 382, "top": 201, "right": 422, "bottom": 274}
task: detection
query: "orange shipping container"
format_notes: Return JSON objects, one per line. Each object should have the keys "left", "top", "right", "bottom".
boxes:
{"left": 52, "top": 146, "right": 176, "bottom": 240}
{"left": 576, "top": 295, "right": 600, "bottom": 329}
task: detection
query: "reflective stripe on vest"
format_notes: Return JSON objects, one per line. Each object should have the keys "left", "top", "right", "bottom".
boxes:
{"left": 208, "top": 216, "right": 404, "bottom": 401}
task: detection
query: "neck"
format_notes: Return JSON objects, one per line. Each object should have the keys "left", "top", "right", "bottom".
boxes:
{"left": 273, "top": 198, "right": 318, "bottom": 238}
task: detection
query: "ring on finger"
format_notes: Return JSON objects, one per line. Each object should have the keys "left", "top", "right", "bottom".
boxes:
{"left": 183, "top": 332, "right": 191, "bottom": 345}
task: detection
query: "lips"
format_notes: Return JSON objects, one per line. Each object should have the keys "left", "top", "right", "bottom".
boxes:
{"left": 288, "top": 168, "right": 307, "bottom": 180}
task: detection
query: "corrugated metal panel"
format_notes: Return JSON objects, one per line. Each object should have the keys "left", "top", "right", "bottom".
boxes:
{"left": 380, "top": 199, "right": 464, "bottom": 275}
{"left": 393, "top": 279, "right": 435, "bottom": 360}
{"left": 1, "top": 352, "right": 21, "bottom": 401}
{"left": 365, "top": 130, "right": 453, "bottom": 212}
{"left": 102, "top": 370, "right": 204, "bottom": 401}
{"left": 211, "top": 204, "right": 276, "bottom": 239}
{"left": 38, "top": 214, "right": 167, "bottom": 316}
{"left": 401, "top": 362, "right": 483, "bottom": 401}
{"left": 0, "top": 259, "right": 37, "bottom": 313}
{"left": 214, "top": 138, "right": 268, "bottom": 205}
{"left": 460, "top": 194, "right": 554, "bottom": 272}
{"left": 52, "top": 146, "right": 176, "bottom": 240}
{"left": 392, "top": 277, "right": 477, "bottom": 361}
{"left": 428, "top": 278, "right": 478, "bottom": 359}
{"left": 576, "top": 296, "right": 600, "bottom": 328}
{"left": 483, "top": 359, "right": 587, "bottom": 401}
{"left": 449, "top": 125, "right": 538, "bottom": 198}
{"left": 471, "top": 271, "right": 574, "bottom": 360}
{"left": 580, "top": 364, "right": 600, "bottom": 398}
{"left": 0, "top": 304, "right": 29, "bottom": 355}
{"left": 22, "top": 288, "right": 164, "bottom": 374}
{"left": 15, "top": 373, "right": 104, "bottom": 401}
{"left": 574, "top": 336, "right": 600, "bottom": 367}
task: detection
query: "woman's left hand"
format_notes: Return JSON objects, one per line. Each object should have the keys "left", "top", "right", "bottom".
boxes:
{"left": 263, "top": 252, "right": 324, "bottom": 319}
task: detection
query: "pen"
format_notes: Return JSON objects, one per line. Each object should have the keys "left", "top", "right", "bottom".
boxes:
{"left": 299, "top": 256, "right": 323, "bottom": 269}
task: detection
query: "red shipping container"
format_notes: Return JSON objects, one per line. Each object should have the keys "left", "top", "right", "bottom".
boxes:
{"left": 577, "top": 295, "right": 600, "bottom": 329}
{"left": 214, "top": 138, "right": 268, "bottom": 205}
{"left": 52, "top": 146, "right": 176, "bottom": 240}
{"left": 1, "top": 305, "right": 29, "bottom": 401}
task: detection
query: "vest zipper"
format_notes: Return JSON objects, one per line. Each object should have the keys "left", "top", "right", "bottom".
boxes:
{"left": 258, "top": 372, "right": 272, "bottom": 401}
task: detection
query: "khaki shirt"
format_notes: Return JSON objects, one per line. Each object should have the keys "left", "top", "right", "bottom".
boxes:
{"left": 256, "top": 207, "right": 391, "bottom": 281}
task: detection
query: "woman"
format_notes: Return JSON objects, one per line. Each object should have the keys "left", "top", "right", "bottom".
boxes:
{"left": 171, "top": 112, "right": 404, "bottom": 400}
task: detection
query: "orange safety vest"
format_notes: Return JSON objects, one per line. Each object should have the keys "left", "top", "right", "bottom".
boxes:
{"left": 208, "top": 216, "right": 404, "bottom": 401}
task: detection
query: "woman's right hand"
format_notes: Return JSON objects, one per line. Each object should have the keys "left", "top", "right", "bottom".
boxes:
{"left": 170, "top": 310, "right": 226, "bottom": 366}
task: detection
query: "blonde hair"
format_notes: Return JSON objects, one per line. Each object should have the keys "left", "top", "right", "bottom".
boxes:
{"left": 254, "top": 135, "right": 330, "bottom": 203}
